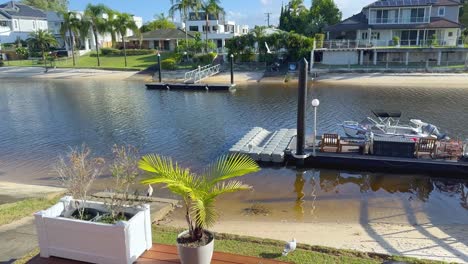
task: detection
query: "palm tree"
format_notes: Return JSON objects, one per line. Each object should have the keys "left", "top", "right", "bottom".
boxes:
{"left": 84, "top": 3, "right": 109, "bottom": 67}
{"left": 289, "top": 0, "right": 306, "bottom": 15}
{"left": 113, "top": 13, "right": 139, "bottom": 67}
{"left": 27, "top": 29, "right": 58, "bottom": 68}
{"left": 169, "top": 0, "right": 202, "bottom": 56}
{"left": 60, "top": 11, "right": 80, "bottom": 66}
{"left": 201, "top": 0, "right": 224, "bottom": 53}
{"left": 139, "top": 154, "right": 259, "bottom": 241}
{"left": 106, "top": 9, "right": 118, "bottom": 48}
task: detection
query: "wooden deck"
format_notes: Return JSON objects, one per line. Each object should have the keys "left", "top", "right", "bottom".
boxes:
{"left": 27, "top": 243, "right": 290, "bottom": 264}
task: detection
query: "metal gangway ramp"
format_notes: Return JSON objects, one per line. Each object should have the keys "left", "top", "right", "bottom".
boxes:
{"left": 184, "top": 64, "right": 221, "bottom": 84}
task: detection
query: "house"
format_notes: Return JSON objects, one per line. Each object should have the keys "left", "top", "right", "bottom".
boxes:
{"left": 128, "top": 29, "right": 195, "bottom": 51}
{"left": 0, "top": 1, "right": 48, "bottom": 44}
{"left": 46, "top": 11, "right": 64, "bottom": 47}
{"left": 184, "top": 11, "right": 249, "bottom": 52}
{"left": 317, "top": 0, "right": 467, "bottom": 66}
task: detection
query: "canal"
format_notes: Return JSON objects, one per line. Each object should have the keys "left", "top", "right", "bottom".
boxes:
{"left": 0, "top": 78, "right": 466, "bottom": 224}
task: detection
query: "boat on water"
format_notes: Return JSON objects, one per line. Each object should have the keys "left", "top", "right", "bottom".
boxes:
{"left": 341, "top": 110, "right": 448, "bottom": 140}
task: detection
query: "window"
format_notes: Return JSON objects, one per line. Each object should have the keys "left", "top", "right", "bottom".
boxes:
{"left": 0, "top": 21, "right": 7, "bottom": 27}
{"left": 202, "top": 25, "right": 209, "bottom": 32}
{"left": 212, "top": 26, "right": 218, "bottom": 31}
{"left": 14, "top": 20, "right": 18, "bottom": 29}
{"left": 410, "top": 8, "right": 425, "bottom": 22}
{"left": 438, "top": 7, "right": 445, "bottom": 17}
{"left": 32, "top": 21, "right": 36, "bottom": 29}
{"left": 371, "top": 32, "right": 380, "bottom": 40}
{"left": 361, "top": 32, "right": 368, "bottom": 40}
{"left": 448, "top": 32, "right": 453, "bottom": 37}
{"left": 189, "top": 26, "right": 198, "bottom": 32}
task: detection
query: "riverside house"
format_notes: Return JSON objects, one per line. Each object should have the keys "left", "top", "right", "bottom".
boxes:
{"left": 0, "top": 1, "right": 48, "bottom": 44}
{"left": 316, "top": 0, "right": 467, "bottom": 67}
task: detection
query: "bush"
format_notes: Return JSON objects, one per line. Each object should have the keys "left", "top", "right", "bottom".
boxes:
{"left": 392, "top": 36, "right": 400, "bottom": 46}
{"left": 0, "top": 60, "right": 4, "bottom": 67}
{"left": 15, "top": 47, "right": 29, "bottom": 59}
{"left": 100, "top": 47, "right": 120, "bottom": 56}
{"left": 240, "top": 50, "right": 256, "bottom": 62}
{"left": 161, "top": 58, "right": 176, "bottom": 70}
{"left": 314, "top": 34, "right": 325, "bottom": 49}
{"left": 99, "top": 48, "right": 155, "bottom": 56}
{"left": 192, "top": 52, "right": 217, "bottom": 65}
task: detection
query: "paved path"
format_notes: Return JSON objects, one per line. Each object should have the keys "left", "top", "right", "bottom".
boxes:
{"left": 0, "top": 66, "right": 143, "bottom": 80}
{"left": 0, "top": 216, "right": 37, "bottom": 263}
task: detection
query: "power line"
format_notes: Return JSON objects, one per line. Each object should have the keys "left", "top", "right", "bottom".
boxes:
{"left": 265, "top": 12, "right": 272, "bottom": 27}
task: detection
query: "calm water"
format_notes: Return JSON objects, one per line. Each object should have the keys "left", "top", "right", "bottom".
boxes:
{"left": 0, "top": 78, "right": 467, "bottom": 223}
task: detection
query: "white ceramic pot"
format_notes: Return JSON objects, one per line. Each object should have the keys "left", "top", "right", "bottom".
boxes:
{"left": 176, "top": 230, "right": 214, "bottom": 264}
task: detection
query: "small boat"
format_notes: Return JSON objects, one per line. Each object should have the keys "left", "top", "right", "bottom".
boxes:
{"left": 341, "top": 110, "right": 448, "bottom": 140}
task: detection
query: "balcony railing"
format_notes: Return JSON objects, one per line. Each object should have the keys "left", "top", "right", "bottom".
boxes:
{"left": 315, "top": 39, "right": 464, "bottom": 49}
{"left": 369, "top": 16, "right": 430, "bottom": 24}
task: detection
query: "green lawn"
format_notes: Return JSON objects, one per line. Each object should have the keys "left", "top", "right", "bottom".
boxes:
{"left": 0, "top": 195, "right": 61, "bottom": 226}
{"left": 5, "top": 52, "right": 194, "bottom": 71}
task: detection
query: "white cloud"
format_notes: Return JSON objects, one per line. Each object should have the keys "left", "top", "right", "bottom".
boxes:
{"left": 260, "top": 0, "right": 273, "bottom": 6}
{"left": 335, "top": 0, "right": 375, "bottom": 18}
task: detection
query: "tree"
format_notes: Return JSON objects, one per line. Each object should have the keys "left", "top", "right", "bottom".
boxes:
{"left": 289, "top": 0, "right": 306, "bottom": 15}
{"left": 169, "top": 0, "right": 202, "bottom": 56}
{"left": 27, "top": 29, "right": 58, "bottom": 69}
{"left": 201, "top": 0, "right": 224, "bottom": 53}
{"left": 106, "top": 9, "right": 119, "bottom": 48}
{"left": 113, "top": 13, "right": 140, "bottom": 67}
{"left": 140, "top": 13, "right": 176, "bottom": 33}
{"left": 21, "top": 0, "right": 68, "bottom": 13}
{"left": 310, "top": 0, "right": 342, "bottom": 26}
{"left": 84, "top": 4, "right": 109, "bottom": 67}
{"left": 60, "top": 11, "right": 80, "bottom": 66}
{"left": 139, "top": 154, "right": 260, "bottom": 242}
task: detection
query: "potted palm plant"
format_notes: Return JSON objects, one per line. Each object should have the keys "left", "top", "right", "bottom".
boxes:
{"left": 139, "top": 154, "right": 260, "bottom": 264}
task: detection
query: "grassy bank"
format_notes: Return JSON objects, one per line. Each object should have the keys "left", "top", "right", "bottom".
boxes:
{"left": 0, "top": 196, "right": 60, "bottom": 226}
{"left": 5, "top": 52, "right": 193, "bottom": 71}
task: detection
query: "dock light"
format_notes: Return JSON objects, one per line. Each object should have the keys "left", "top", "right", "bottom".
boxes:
{"left": 311, "top": 99, "right": 320, "bottom": 156}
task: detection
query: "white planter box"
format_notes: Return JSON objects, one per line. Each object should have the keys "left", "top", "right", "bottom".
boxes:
{"left": 34, "top": 196, "right": 152, "bottom": 264}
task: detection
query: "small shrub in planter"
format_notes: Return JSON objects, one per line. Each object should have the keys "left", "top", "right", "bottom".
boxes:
{"left": 161, "top": 58, "right": 177, "bottom": 70}
{"left": 392, "top": 36, "right": 400, "bottom": 46}
{"left": 314, "top": 33, "right": 325, "bottom": 49}
{"left": 139, "top": 154, "right": 260, "bottom": 264}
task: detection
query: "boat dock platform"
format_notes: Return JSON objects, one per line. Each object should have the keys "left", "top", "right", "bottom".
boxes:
{"left": 145, "top": 83, "right": 236, "bottom": 91}
{"left": 230, "top": 127, "right": 468, "bottom": 176}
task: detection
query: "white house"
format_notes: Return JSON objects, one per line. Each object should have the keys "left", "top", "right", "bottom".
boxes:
{"left": 0, "top": 1, "right": 48, "bottom": 44}
{"left": 184, "top": 11, "right": 249, "bottom": 52}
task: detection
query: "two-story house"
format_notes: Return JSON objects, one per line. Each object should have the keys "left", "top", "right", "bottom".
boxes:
{"left": 184, "top": 12, "right": 249, "bottom": 52}
{"left": 317, "top": 0, "right": 466, "bottom": 67}
{"left": 0, "top": 1, "right": 48, "bottom": 44}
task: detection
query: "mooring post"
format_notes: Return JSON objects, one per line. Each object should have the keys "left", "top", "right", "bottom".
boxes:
{"left": 157, "top": 53, "right": 162, "bottom": 83}
{"left": 296, "top": 58, "right": 308, "bottom": 166}
{"left": 230, "top": 54, "right": 234, "bottom": 85}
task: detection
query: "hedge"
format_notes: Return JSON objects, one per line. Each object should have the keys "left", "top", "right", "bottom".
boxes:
{"left": 161, "top": 58, "right": 176, "bottom": 70}
{"left": 96, "top": 48, "right": 156, "bottom": 56}
{"left": 192, "top": 52, "right": 217, "bottom": 65}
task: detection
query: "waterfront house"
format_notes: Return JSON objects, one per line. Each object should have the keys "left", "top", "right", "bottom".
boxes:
{"left": 184, "top": 11, "right": 249, "bottom": 53}
{"left": 0, "top": 1, "right": 48, "bottom": 44}
{"left": 128, "top": 29, "right": 195, "bottom": 51}
{"left": 317, "top": 0, "right": 467, "bottom": 66}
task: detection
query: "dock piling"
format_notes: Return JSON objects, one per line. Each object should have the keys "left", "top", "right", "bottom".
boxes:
{"left": 157, "top": 53, "right": 162, "bottom": 83}
{"left": 295, "top": 58, "right": 309, "bottom": 165}
{"left": 230, "top": 54, "right": 234, "bottom": 85}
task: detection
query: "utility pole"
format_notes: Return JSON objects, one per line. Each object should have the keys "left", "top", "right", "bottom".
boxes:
{"left": 265, "top": 12, "right": 272, "bottom": 27}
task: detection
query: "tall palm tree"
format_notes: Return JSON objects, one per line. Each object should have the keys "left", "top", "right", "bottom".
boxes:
{"left": 27, "top": 29, "right": 58, "bottom": 68}
{"left": 84, "top": 4, "right": 109, "bottom": 67}
{"left": 113, "top": 13, "right": 139, "bottom": 67}
{"left": 169, "top": 0, "right": 202, "bottom": 55}
{"left": 60, "top": 11, "right": 80, "bottom": 66}
{"left": 201, "top": 0, "right": 224, "bottom": 53}
{"left": 289, "top": 0, "right": 306, "bottom": 15}
{"left": 106, "top": 9, "right": 118, "bottom": 48}
{"left": 139, "top": 154, "right": 259, "bottom": 241}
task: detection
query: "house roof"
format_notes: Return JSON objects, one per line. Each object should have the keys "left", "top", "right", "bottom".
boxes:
{"left": 365, "top": 0, "right": 461, "bottom": 8}
{"left": 0, "top": 11, "right": 7, "bottom": 20}
{"left": 46, "top": 11, "right": 62, "bottom": 22}
{"left": 129, "top": 29, "right": 196, "bottom": 40}
{"left": 0, "top": 1, "right": 46, "bottom": 19}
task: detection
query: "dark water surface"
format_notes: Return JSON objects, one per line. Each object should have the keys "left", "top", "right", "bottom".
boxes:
{"left": 0, "top": 79, "right": 466, "bottom": 223}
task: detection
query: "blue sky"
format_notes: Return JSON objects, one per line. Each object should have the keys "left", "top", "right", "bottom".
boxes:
{"left": 69, "top": 0, "right": 376, "bottom": 27}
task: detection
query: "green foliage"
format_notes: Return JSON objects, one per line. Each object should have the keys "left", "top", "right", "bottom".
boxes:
{"left": 98, "top": 48, "right": 155, "bottom": 56}
{"left": 139, "top": 154, "right": 259, "bottom": 242}
{"left": 100, "top": 47, "right": 120, "bottom": 56}
{"left": 15, "top": 47, "right": 29, "bottom": 59}
{"left": 314, "top": 33, "right": 325, "bottom": 48}
{"left": 141, "top": 13, "right": 176, "bottom": 32}
{"left": 27, "top": 29, "right": 58, "bottom": 61}
{"left": 20, "top": 0, "right": 68, "bottom": 13}
{"left": 0, "top": 196, "right": 61, "bottom": 226}
{"left": 392, "top": 36, "right": 400, "bottom": 46}
{"left": 279, "top": 0, "right": 341, "bottom": 36}
{"left": 0, "top": 60, "right": 4, "bottom": 67}
{"left": 193, "top": 52, "right": 217, "bottom": 65}
{"left": 431, "top": 34, "right": 439, "bottom": 46}
{"left": 161, "top": 58, "right": 177, "bottom": 70}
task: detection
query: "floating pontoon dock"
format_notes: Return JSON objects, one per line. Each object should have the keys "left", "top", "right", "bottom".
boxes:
{"left": 145, "top": 83, "right": 236, "bottom": 91}
{"left": 229, "top": 59, "right": 468, "bottom": 176}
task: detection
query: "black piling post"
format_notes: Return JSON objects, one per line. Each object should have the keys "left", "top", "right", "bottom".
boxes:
{"left": 157, "top": 53, "right": 162, "bottom": 83}
{"left": 230, "top": 54, "right": 234, "bottom": 85}
{"left": 296, "top": 58, "right": 308, "bottom": 166}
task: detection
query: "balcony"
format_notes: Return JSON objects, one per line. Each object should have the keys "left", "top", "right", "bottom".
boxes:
{"left": 369, "top": 16, "right": 430, "bottom": 24}
{"left": 315, "top": 39, "right": 464, "bottom": 50}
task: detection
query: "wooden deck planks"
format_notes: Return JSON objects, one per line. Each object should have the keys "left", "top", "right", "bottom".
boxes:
{"left": 27, "top": 243, "right": 289, "bottom": 264}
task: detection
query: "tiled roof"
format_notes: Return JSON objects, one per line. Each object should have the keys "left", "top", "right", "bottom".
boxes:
{"left": 130, "top": 29, "right": 196, "bottom": 40}
{"left": 324, "top": 13, "right": 368, "bottom": 32}
{"left": 0, "top": 1, "right": 46, "bottom": 19}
